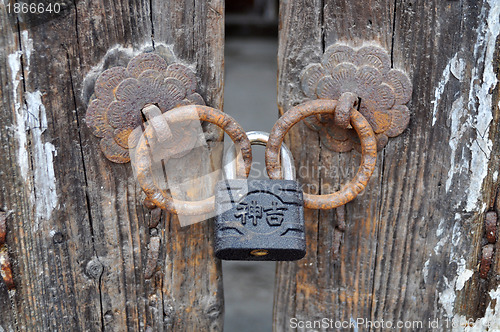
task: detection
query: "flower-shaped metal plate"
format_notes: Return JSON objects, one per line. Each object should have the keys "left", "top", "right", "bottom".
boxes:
{"left": 300, "top": 44, "right": 412, "bottom": 152}
{"left": 86, "top": 52, "right": 205, "bottom": 163}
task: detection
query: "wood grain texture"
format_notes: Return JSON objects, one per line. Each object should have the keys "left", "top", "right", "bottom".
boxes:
{"left": 0, "top": 8, "right": 21, "bottom": 331}
{"left": 0, "top": 0, "right": 224, "bottom": 331}
{"left": 275, "top": 0, "right": 500, "bottom": 330}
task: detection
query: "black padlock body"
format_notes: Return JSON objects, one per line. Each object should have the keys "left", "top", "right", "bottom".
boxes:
{"left": 214, "top": 179, "right": 306, "bottom": 261}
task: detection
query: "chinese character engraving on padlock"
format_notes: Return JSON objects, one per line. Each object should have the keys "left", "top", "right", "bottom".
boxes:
{"left": 214, "top": 131, "right": 306, "bottom": 261}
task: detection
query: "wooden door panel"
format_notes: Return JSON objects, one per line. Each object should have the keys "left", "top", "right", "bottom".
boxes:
{"left": 0, "top": 1, "right": 224, "bottom": 331}
{"left": 275, "top": 0, "right": 500, "bottom": 329}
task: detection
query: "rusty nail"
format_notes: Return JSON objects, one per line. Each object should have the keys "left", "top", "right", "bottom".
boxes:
{"left": 0, "top": 212, "right": 14, "bottom": 290}
{"left": 0, "top": 246, "right": 14, "bottom": 290}
{"left": 144, "top": 236, "right": 161, "bottom": 279}
{"left": 142, "top": 104, "right": 173, "bottom": 142}
{"left": 485, "top": 211, "right": 497, "bottom": 244}
{"left": 149, "top": 208, "right": 162, "bottom": 228}
{"left": 479, "top": 244, "right": 495, "bottom": 279}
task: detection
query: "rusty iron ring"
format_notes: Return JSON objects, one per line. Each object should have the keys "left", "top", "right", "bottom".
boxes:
{"left": 135, "top": 105, "right": 252, "bottom": 215}
{"left": 265, "top": 99, "right": 377, "bottom": 209}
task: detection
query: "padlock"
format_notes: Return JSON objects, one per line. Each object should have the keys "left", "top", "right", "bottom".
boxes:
{"left": 214, "top": 131, "right": 306, "bottom": 261}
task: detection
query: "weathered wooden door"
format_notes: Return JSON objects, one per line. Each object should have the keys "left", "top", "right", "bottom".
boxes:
{"left": 1, "top": 1, "right": 224, "bottom": 331}
{"left": 275, "top": 0, "right": 500, "bottom": 330}
{"left": 1, "top": 0, "right": 500, "bottom": 331}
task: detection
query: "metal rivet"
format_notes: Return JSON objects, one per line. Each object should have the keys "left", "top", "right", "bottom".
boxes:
{"left": 103, "top": 311, "right": 114, "bottom": 324}
{"left": 51, "top": 231, "right": 65, "bottom": 244}
{"left": 479, "top": 244, "right": 494, "bottom": 279}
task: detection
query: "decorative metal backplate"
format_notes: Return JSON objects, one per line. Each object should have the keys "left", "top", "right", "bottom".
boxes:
{"left": 300, "top": 44, "right": 412, "bottom": 152}
{"left": 86, "top": 51, "right": 205, "bottom": 163}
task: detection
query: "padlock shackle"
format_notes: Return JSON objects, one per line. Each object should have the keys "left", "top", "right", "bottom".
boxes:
{"left": 223, "top": 131, "right": 295, "bottom": 181}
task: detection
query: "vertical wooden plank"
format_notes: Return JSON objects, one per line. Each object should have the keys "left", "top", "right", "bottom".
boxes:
{"left": 275, "top": 0, "right": 500, "bottom": 330}
{"left": 0, "top": 0, "right": 224, "bottom": 331}
{"left": 320, "top": 0, "right": 395, "bottom": 324}
{"left": 273, "top": 0, "right": 322, "bottom": 327}
{"left": 380, "top": 0, "right": 500, "bottom": 325}
{"left": 0, "top": 8, "right": 21, "bottom": 331}
{"left": 149, "top": 1, "right": 225, "bottom": 331}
